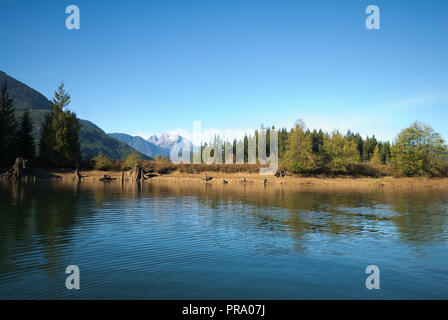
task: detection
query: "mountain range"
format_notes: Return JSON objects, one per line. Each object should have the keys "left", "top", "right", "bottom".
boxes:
{"left": 107, "top": 132, "right": 195, "bottom": 158}
{"left": 107, "top": 133, "right": 170, "bottom": 157}
{"left": 0, "top": 71, "right": 151, "bottom": 159}
{"left": 147, "top": 133, "right": 187, "bottom": 150}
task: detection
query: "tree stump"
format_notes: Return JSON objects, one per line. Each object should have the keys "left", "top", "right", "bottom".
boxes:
{"left": 129, "top": 163, "right": 145, "bottom": 181}
{"left": 12, "top": 158, "right": 28, "bottom": 180}
{"left": 73, "top": 167, "right": 81, "bottom": 181}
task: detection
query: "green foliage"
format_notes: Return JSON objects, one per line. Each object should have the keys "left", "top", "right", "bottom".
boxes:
{"left": 379, "top": 142, "right": 391, "bottom": 164}
{"left": 284, "top": 121, "right": 316, "bottom": 173}
{"left": 278, "top": 127, "right": 289, "bottom": 159}
{"left": 362, "top": 135, "right": 378, "bottom": 161}
{"left": 14, "top": 108, "right": 51, "bottom": 141}
{"left": 124, "top": 153, "right": 143, "bottom": 170}
{"left": 15, "top": 110, "right": 36, "bottom": 160}
{"left": 391, "top": 121, "right": 448, "bottom": 176}
{"left": 39, "top": 83, "right": 81, "bottom": 167}
{"left": 371, "top": 145, "right": 382, "bottom": 166}
{"left": 322, "top": 131, "right": 360, "bottom": 173}
{"left": 0, "top": 81, "right": 17, "bottom": 163}
{"left": 310, "top": 129, "right": 324, "bottom": 154}
{"left": 93, "top": 152, "right": 114, "bottom": 170}
{"left": 346, "top": 130, "right": 364, "bottom": 159}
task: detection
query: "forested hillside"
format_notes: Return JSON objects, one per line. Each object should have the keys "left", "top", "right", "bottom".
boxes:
{"left": 1, "top": 71, "right": 146, "bottom": 160}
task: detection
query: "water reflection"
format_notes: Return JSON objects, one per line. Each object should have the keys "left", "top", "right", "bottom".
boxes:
{"left": 0, "top": 180, "right": 447, "bottom": 299}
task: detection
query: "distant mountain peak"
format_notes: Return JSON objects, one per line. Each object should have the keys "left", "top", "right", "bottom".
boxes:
{"left": 147, "top": 133, "right": 189, "bottom": 150}
{"left": 108, "top": 133, "right": 170, "bottom": 157}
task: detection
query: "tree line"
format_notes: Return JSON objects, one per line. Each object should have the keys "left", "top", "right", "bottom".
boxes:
{"left": 0, "top": 81, "right": 81, "bottom": 167}
{"left": 1, "top": 78, "right": 447, "bottom": 177}
{"left": 197, "top": 120, "right": 448, "bottom": 177}
{"left": 280, "top": 120, "right": 447, "bottom": 176}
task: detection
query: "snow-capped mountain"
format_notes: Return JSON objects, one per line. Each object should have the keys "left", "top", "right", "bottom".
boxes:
{"left": 108, "top": 133, "right": 170, "bottom": 157}
{"left": 147, "top": 133, "right": 191, "bottom": 150}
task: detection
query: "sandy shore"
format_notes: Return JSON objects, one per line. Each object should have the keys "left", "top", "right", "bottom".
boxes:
{"left": 40, "top": 169, "right": 448, "bottom": 190}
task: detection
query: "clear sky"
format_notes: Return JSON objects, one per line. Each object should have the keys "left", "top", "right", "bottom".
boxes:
{"left": 1, "top": 0, "right": 447, "bottom": 142}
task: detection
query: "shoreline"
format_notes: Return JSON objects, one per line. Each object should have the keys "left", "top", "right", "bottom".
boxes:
{"left": 17, "top": 169, "right": 448, "bottom": 190}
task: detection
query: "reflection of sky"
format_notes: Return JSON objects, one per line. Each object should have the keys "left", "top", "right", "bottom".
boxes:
{"left": 0, "top": 182, "right": 447, "bottom": 299}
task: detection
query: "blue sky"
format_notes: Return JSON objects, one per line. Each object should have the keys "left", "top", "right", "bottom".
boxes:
{"left": 1, "top": 0, "right": 447, "bottom": 142}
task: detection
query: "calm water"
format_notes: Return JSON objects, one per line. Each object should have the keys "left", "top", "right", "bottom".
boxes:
{"left": 0, "top": 180, "right": 447, "bottom": 299}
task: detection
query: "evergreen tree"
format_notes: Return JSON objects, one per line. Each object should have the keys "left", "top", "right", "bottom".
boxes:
{"left": 311, "top": 129, "right": 324, "bottom": 154}
{"left": 266, "top": 127, "right": 271, "bottom": 157}
{"left": 278, "top": 127, "right": 288, "bottom": 159}
{"left": 362, "top": 135, "right": 378, "bottom": 161}
{"left": 371, "top": 144, "right": 382, "bottom": 165}
{"left": 243, "top": 135, "right": 248, "bottom": 163}
{"left": 16, "top": 110, "right": 35, "bottom": 160}
{"left": 284, "top": 120, "right": 316, "bottom": 173}
{"left": 0, "top": 81, "right": 17, "bottom": 163}
{"left": 353, "top": 133, "right": 364, "bottom": 160}
{"left": 379, "top": 142, "right": 391, "bottom": 164}
{"left": 322, "top": 131, "right": 360, "bottom": 172}
{"left": 39, "top": 82, "right": 81, "bottom": 167}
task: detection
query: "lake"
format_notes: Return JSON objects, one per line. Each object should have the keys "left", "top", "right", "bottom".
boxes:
{"left": 0, "top": 180, "right": 447, "bottom": 299}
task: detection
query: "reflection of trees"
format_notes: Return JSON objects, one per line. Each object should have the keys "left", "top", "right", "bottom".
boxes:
{"left": 0, "top": 180, "right": 151, "bottom": 279}
{"left": 0, "top": 181, "right": 82, "bottom": 280}
{"left": 33, "top": 183, "right": 81, "bottom": 277}
{"left": 389, "top": 193, "right": 448, "bottom": 242}
{"left": 0, "top": 180, "right": 446, "bottom": 275}
{"left": 134, "top": 182, "right": 448, "bottom": 247}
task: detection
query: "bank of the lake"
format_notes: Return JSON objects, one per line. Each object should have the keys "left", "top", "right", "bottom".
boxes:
{"left": 29, "top": 168, "right": 448, "bottom": 190}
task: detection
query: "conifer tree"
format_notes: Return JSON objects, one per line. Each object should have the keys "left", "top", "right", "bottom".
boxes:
{"left": 371, "top": 144, "right": 382, "bottom": 165}
{"left": 322, "top": 131, "right": 360, "bottom": 172}
{"left": 0, "top": 81, "right": 17, "bottom": 163}
{"left": 379, "top": 142, "right": 391, "bottom": 164}
{"left": 284, "top": 120, "right": 316, "bottom": 173}
{"left": 362, "top": 135, "right": 378, "bottom": 161}
{"left": 16, "top": 110, "right": 35, "bottom": 160}
{"left": 39, "top": 82, "right": 81, "bottom": 167}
